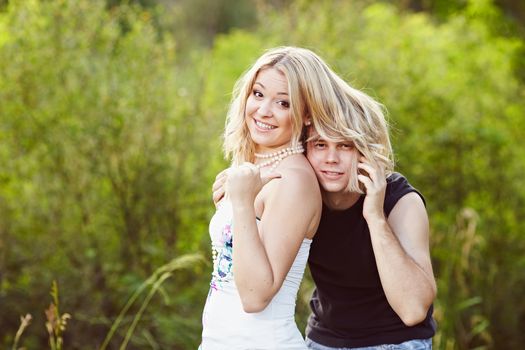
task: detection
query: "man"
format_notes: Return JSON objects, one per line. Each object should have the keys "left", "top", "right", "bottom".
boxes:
{"left": 303, "top": 129, "right": 436, "bottom": 350}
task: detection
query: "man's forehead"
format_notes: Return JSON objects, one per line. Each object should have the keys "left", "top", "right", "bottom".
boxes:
{"left": 307, "top": 130, "right": 351, "bottom": 144}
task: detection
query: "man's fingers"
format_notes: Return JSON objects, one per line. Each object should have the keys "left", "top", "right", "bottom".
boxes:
{"left": 212, "top": 187, "right": 225, "bottom": 207}
{"left": 215, "top": 168, "right": 229, "bottom": 181}
{"left": 212, "top": 168, "right": 229, "bottom": 206}
{"left": 261, "top": 172, "right": 282, "bottom": 186}
{"left": 212, "top": 175, "right": 226, "bottom": 192}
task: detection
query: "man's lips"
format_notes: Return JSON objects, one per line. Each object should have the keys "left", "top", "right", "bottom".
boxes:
{"left": 320, "top": 170, "right": 345, "bottom": 178}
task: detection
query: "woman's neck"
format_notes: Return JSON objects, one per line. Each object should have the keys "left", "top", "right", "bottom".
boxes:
{"left": 253, "top": 144, "right": 304, "bottom": 172}
{"left": 254, "top": 143, "right": 295, "bottom": 156}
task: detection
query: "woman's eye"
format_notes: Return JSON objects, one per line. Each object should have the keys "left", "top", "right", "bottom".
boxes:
{"left": 314, "top": 142, "right": 326, "bottom": 149}
{"left": 277, "top": 100, "right": 290, "bottom": 108}
{"left": 340, "top": 143, "right": 354, "bottom": 149}
{"left": 253, "top": 90, "right": 263, "bottom": 98}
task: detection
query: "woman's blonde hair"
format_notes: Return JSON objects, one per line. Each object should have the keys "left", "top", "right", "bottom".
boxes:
{"left": 223, "top": 46, "right": 394, "bottom": 191}
{"left": 224, "top": 46, "right": 341, "bottom": 165}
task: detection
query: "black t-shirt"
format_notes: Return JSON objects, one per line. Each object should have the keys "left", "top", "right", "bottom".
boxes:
{"left": 306, "top": 173, "right": 436, "bottom": 347}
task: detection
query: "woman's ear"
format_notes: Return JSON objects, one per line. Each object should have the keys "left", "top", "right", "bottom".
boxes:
{"left": 304, "top": 118, "right": 311, "bottom": 126}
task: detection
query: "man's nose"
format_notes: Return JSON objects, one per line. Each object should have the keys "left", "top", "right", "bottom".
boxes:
{"left": 325, "top": 147, "right": 339, "bottom": 163}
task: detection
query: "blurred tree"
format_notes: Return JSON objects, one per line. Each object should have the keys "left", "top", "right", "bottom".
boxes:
{"left": 249, "top": 0, "right": 525, "bottom": 348}
{"left": 394, "top": 0, "right": 525, "bottom": 28}
{"left": 153, "top": 0, "right": 259, "bottom": 51}
{"left": 1, "top": 0, "right": 524, "bottom": 349}
{"left": 0, "top": 0, "right": 214, "bottom": 348}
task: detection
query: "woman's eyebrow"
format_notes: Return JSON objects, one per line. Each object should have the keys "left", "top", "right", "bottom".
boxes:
{"left": 253, "top": 82, "right": 288, "bottom": 96}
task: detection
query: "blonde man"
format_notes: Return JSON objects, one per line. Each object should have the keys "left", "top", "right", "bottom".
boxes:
{"left": 303, "top": 76, "right": 436, "bottom": 349}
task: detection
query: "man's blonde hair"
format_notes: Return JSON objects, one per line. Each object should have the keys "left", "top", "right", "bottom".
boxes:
{"left": 308, "top": 72, "right": 394, "bottom": 194}
{"left": 223, "top": 46, "right": 394, "bottom": 191}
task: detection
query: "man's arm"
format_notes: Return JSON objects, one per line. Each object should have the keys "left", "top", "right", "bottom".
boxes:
{"left": 212, "top": 168, "right": 228, "bottom": 206}
{"left": 358, "top": 158, "right": 436, "bottom": 326}
{"left": 369, "top": 193, "right": 437, "bottom": 326}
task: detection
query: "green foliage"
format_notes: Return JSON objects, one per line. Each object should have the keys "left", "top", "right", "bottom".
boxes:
{"left": 1, "top": 0, "right": 524, "bottom": 349}
{"left": 154, "top": 0, "right": 259, "bottom": 51}
{"left": 251, "top": 0, "right": 525, "bottom": 348}
{"left": 100, "top": 254, "right": 204, "bottom": 350}
{"left": 0, "top": 0, "right": 212, "bottom": 348}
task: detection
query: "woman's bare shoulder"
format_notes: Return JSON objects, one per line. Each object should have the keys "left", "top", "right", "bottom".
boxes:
{"left": 272, "top": 156, "right": 320, "bottom": 201}
{"left": 278, "top": 155, "right": 317, "bottom": 183}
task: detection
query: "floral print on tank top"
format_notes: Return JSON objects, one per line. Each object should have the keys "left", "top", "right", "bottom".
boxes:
{"left": 210, "top": 222, "right": 233, "bottom": 291}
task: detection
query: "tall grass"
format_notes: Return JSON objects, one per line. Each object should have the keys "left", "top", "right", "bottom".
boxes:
{"left": 10, "top": 281, "right": 71, "bottom": 350}
{"left": 45, "top": 281, "right": 71, "bottom": 350}
{"left": 8, "top": 254, "right": 204, "bottom": 350}
{"left": 99, "top": 253, "right": 204, "bottom": 350}
{"left": 432, "top": 208, "right": 492, "bottom": 350}
{"left": 11, "top": 314, "right": 32, "bottom": 350}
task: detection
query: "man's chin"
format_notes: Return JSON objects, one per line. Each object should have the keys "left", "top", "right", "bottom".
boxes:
{"left": 320, "top": 182, "right": 346, "bottom": 193}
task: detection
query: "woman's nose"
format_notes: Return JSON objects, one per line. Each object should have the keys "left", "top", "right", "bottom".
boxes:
{"left": 257, "top": 100, "right": 273, "bottom": 117}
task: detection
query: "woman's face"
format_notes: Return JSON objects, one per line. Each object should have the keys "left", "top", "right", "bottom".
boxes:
{"left": 245, "top": 68, "right": 294, "bottom": 153}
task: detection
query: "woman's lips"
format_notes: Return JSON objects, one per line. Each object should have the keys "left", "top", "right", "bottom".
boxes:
{"left": 254, "top": 118, "right": 277, "bottom": 131}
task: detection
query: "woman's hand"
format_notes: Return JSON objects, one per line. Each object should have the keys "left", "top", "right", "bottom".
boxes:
{"left": 227, "top": 163, "right": 261, "bottom": 206}
{"left": 226, "top": 163, "right": 281, "bottom": 206}
{"left": 212, "top": 163, "right": 281, "bottom": 206}
{"left": 357, "top": 157, "right": 387, "bottom": 222}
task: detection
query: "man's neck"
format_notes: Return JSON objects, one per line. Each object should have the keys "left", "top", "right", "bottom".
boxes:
{"left": 322, "top": 190, "right": 361, "bottom": 210}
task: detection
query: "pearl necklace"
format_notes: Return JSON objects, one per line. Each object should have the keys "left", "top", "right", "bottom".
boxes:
{"left": 254, "top": 145, "right": 304, "bottom": 172}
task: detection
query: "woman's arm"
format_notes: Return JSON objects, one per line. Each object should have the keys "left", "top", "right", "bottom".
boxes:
{"left": 227, "top": 164, "right": 321, "bottom": 313}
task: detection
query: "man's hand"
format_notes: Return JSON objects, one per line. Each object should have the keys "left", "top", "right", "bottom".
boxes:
{"left": 357, "top": 156, "right": 387, "bottom": 222}
{"left": 212, "top": 168, "right": 229, "bottom": 206}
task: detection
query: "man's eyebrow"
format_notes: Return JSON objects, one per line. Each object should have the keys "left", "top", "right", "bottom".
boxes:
{"left": 254, "top": 82, "right": 288, "bottom": 96}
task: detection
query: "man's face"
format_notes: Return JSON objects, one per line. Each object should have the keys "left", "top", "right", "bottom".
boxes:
{"left": 306, "top": 131, "right": 359, "bottom": 194}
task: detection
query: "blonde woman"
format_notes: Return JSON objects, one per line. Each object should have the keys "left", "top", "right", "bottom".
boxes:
{"left": 199, "top": 47, "right": 341, "bottom": 349}
{"left": 212, "top": 48, "right": 437, "bottom": 349}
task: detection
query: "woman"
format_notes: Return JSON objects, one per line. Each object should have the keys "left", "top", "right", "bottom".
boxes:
{"left": 200, "top": 47, "right": 332, "bottom": 349}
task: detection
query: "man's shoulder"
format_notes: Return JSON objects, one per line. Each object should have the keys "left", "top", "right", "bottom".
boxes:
{"left": 385, "top": 172, "right": 425, "bottom": 212}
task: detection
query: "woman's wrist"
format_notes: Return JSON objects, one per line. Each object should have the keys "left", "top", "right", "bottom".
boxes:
{"left": 231, "top": 200, "right": 255, "bottom": 215}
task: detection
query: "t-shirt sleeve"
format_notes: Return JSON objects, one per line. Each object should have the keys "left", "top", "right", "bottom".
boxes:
{"left": 384, "top": 172, "right": 426, "bottom": 217}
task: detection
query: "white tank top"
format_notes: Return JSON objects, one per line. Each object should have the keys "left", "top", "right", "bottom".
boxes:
{"left": 200, "top": 200, "right": 311, "bottom": 350}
